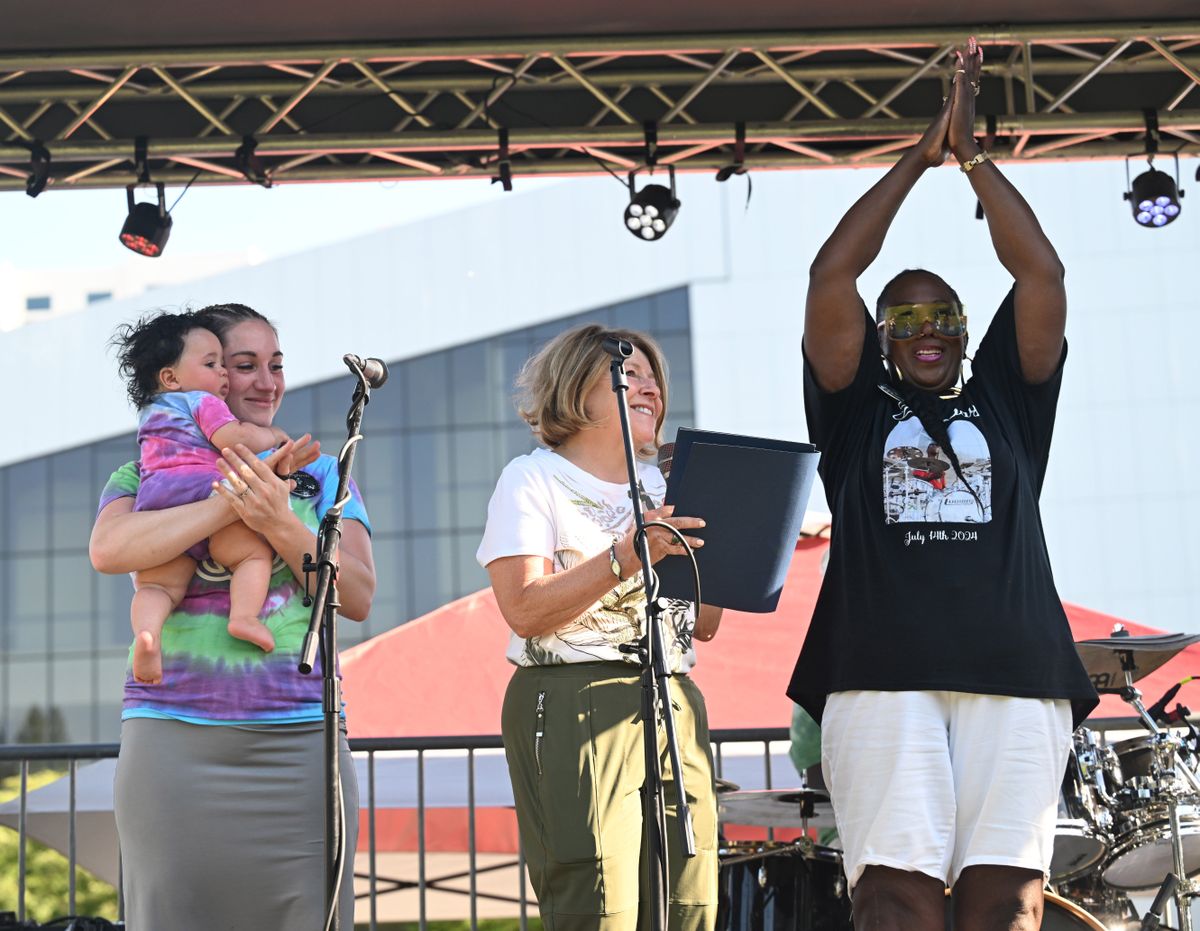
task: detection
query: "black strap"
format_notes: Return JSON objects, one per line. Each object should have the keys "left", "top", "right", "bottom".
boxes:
{"left": 491, "top": 127, "right": 512, "bottom": 191}
{"left": 133, "top": 135, "right": 149, "bottom": 183}
{"left": 643, "top": 121, "right": 658, "bottom": 167}
{"left": 715, "top": 121, "right": 748, "bottom": 182}
{"left": 20, "top": 139, "right": 50, "bottom": 197}
{"left": 1144, "top": 108, "right": 1160, "bottom": 157}
{"left": 235, "top": 135, "right": 272, "bottom": 188}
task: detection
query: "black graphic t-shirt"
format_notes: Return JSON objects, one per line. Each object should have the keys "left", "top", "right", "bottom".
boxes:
{"left": 787, "top": 288, "right": 1098, "bottom": 727}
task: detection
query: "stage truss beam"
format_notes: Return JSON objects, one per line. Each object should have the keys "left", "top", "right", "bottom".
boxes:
{"left": 0, "top": 21, "right": 1197, "bottom": 192}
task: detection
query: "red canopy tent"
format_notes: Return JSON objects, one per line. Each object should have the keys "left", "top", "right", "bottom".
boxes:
{"left": 343, "top": 537, "right": 1192, "bottom": 735}
{"left": 341, "top": 537, "right": 1200, "bottom": 853}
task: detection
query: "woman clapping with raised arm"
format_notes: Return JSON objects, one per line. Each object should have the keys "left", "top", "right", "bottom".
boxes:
{"left": 789, "top": 38, "right": 1096, "bottom": 931}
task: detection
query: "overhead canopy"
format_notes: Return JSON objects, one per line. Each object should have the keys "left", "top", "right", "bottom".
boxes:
{"left": 0, "top": 7, "right": 1197, "bottom": 191}
{"left": 9, "top": 2, "right": 1196, "bottom": 50}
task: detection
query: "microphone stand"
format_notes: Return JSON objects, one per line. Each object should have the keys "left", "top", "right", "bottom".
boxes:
{"left": 298, "top": 357, "right": 381, "bottom": 931}
{"left": 603, "top": 336, "right": 696, "bottom": 931}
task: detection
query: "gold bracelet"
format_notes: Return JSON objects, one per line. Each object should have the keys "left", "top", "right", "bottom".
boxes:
{"left": 960, "top": 151, "right": 991, "bottom": 173}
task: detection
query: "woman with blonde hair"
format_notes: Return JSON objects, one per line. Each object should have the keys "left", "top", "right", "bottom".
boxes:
{"left": 478, "top": 323, "right": 722, "bottom": 931}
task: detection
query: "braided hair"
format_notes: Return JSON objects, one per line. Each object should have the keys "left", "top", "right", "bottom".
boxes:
{"left": 877, "top": 269, "right": 985, "bottom": 518}
{"left": 191, "top": 302, "right": 275, "bottom": 342}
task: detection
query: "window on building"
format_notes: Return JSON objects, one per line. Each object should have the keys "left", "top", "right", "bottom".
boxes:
{"left": 86, "top": 291, "right": 113, "bottom": 305}
{"left": 0, "top": 287, "right": 694, "bottom": 742}
{"left": 25, "top": 295, "right": 51, "bottom": 311}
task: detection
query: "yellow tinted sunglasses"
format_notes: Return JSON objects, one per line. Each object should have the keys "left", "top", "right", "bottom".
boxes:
{"left": 877, "top": 301, "right": 967, "bottom": 340}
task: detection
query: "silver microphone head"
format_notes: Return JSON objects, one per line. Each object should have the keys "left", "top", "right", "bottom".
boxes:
{"left": 361, "top": 358, "right": 388, "bottom": 389}
{"left": 343, "top": 354, "right": 389, "bottom": 389}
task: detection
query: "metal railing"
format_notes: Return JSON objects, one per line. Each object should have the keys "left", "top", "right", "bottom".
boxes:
{"left": 0, "top": 727, "right": 803, "bottom": 930}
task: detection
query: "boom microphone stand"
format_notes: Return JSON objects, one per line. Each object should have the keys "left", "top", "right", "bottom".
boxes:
{"left": 602, "top": 335, "right": 695, "bottom": 931}
{"left": 298, "top": 353, "right": 388, "bottom": 931}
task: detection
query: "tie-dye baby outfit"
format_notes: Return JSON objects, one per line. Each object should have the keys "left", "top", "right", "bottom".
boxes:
{"left": 134, "top": 390, "right": 239, "bottom": 512}
{"left": 99, "top": 454, "right": 370, "bottom": 723}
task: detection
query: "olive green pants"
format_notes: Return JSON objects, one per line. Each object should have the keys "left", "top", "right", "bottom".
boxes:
{"left": 502, "top": 662, "right": 719, "bottom": 931}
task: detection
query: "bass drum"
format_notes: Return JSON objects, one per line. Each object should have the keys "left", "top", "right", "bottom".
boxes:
{"left": 717, "top": 842, "right": 851, "bottom": 931}
{"left": 947, "top": 892, "right": 1106, "bottom": 930}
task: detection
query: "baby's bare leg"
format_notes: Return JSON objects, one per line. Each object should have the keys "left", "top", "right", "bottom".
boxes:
{"left": 209, "top": 523, "right": 276, "bottom": 652}
{"left": 131, "top": 555, "right": 195, "bottom": 684}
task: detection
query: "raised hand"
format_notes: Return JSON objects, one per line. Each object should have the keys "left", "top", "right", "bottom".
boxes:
{"left": 915, "top": 92, "right": 954, "bottom": 168}
{"left": 948, "top": 37, "right": 984, "bottom": 161}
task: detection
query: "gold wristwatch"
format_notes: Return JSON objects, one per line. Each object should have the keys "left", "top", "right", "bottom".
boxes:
{"left": 609, "top": 541, "right": 623, "bottom": 581}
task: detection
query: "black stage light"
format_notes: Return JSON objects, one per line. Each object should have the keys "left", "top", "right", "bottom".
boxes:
{"left": 624, "top": 165, "right": 680, "bottom": 242}
{"left": 120, "top": 183, "right": 173, "bottom": 256}
{"left": 1124, "top": 156, "right": 1184, "bottom": 229}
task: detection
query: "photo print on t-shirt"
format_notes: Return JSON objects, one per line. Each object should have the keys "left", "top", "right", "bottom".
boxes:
{"left": 882, "top": 416, "right": 992, "bottom": 524}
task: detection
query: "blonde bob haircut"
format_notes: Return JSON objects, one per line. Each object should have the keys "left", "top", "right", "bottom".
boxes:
{"left": 516, "top": 324, "right": 669, "bottom": 457}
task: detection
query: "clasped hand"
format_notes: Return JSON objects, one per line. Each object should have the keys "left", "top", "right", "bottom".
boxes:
{"left": 916, "top": 37, "right": 984, "bottom": 168}
{"left": 211, "top": 435, "right": 320, "bottom": 531}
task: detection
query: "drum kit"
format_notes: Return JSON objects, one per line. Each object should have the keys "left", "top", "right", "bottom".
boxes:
{"left": 716, "top": 630, "right": 1200, "bottom": 931}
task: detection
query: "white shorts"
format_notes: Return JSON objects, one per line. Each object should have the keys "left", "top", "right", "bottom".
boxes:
{"left": 821, "top": 690, "right": 1073, "bottom": 893}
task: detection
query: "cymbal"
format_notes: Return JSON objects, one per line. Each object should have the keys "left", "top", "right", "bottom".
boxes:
{"left": 1075, "top": 632, "right": 1200, "bottom": 693}
{"left": 718, "top": 789, "right": 837, "bottom": 829}
{"left": 715, "top": 777, "right": 741, "bottom": 794}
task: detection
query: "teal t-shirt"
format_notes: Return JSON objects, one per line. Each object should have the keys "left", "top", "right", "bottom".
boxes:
{"left": 98, "top": 455, "right": 370, "bottom": 724}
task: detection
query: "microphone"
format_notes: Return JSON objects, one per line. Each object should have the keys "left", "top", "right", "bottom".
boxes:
{"left": 1148, "top": 680, "right": 1185, "bottom": 723}
{"left": 602, "top": 335, "right": 633, "bottom": 360}
{"left": 343, "top": 354, "right": 389, "bottom": 388}
{"left": 657, "top": 442, "right": 676, "bottom": 480}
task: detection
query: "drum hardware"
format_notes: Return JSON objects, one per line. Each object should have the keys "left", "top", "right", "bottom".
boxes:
{"left": 718, "top": 789, "right": 838, "bottom": 832}
{"left": 1074, "top": 630, "right": 1200, "bottom": 930}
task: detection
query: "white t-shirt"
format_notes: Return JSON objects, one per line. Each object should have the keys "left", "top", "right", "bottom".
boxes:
{"left": 477, "top": 447, "right": 698, "bottom": 672}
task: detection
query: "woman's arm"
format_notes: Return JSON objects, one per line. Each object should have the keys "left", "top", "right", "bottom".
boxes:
{"left": 948, "top": 39, "right": 1066, "bottom": 383}
{"left": 695, "top": 604, "right": 723, "bottom": 642}
{"left": 806, "top": 94, "right": 954, "bottom": 392}
{"left": 214, "top": 444, "right": 376, "bottom": 621}
{"left": 90, "top": 495, "right": 238, "bottom": 574}
{"left": 88, "top": 439, "right": 310, "bottom": 575}
{"left": 487, "top": 505, "right": 706, "bottom": 639}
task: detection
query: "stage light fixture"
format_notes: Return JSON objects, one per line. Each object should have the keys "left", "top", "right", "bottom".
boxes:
{"left": 624, "top": 165, "right": 680, "bottom": 242}
{"left": 120, "top": 183, "right": 173, "bottom": 256}
{"left": 1124, "top": 156, "right": 1184, "bottom": 229}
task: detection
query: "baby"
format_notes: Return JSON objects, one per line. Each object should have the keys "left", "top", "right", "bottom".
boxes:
{"left": 112, "top": 311, "right": 290, "bottom": 684}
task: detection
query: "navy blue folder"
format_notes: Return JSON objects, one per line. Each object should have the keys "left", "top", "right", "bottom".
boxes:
{"left": 656, "top": 428, "right": 819, "bottom": 613}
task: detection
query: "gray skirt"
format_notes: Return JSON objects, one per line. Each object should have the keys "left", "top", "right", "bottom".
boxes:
{"left": 114, "top": 717, "right": 359, "bottom": 931}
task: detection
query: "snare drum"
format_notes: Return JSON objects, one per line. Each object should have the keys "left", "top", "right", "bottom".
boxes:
{"left": 717, "top": 842, "right": 851, "bottom": 931}
{"left": 1101, "top": 733, "right": 1200, "bottom": 889}
{"left": 1050, "top": 729, "right": 1115, "bottom": 881}
{"left": 1103, "top": 803, "right": 1200, "bottom": 890}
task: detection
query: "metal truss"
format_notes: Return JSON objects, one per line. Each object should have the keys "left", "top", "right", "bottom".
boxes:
{"left": 0, "top": 21, "right": 1198, "bottom": 192}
